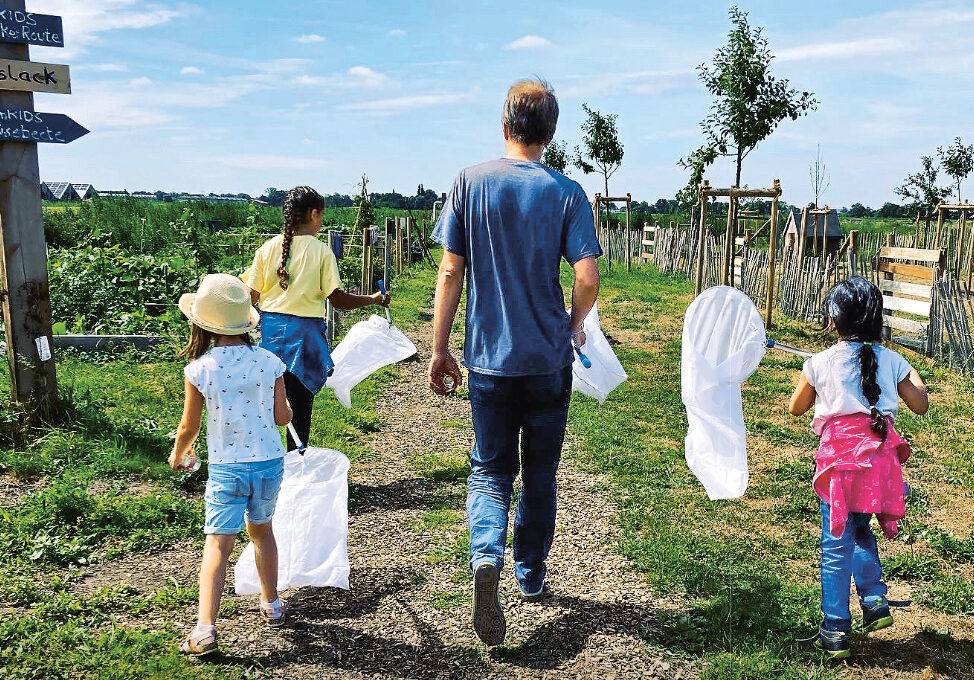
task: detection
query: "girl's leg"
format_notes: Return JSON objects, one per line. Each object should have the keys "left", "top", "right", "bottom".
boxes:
{"left": 852, "top": 513, "right": 888, "bottom": 602}
{"left": 819, "top": 501, "right": 855, "bottom": 631}
{"left": 283, "top": 371, "right": 314, "bottom": 450}
{"left": 197, "top": 534, "right": 236, "bottom": 626}
{"left": 246, "top": 519, "right": 279, "bottom": 605}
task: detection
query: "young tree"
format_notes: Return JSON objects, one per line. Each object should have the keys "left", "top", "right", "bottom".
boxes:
{"left": 809, "top": 144, "right": 830, "bottom": 208}
{"left": 542, "top": 139, "right": 571, "bottom": 175}
{"left": 937, "top": 137, "right": 974, "bottom": 203}
{"left": 678, "top": 6, "right": 817, "bottom": 202}
{"left": 895, "top": 156, "right": 950, "bottom": 215}
{"left": 573, "top": 104, "right": 624, "bottom": 196}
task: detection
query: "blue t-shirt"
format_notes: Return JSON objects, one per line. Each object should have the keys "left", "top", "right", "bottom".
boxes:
{"left": 432, "top": 158, "right": 601, "bottom": 376}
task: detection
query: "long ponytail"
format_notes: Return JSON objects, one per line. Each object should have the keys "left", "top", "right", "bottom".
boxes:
{"left": 278, "top": 186, "right": 325, "bottom": 290}
{"left": 823, "top": 276, "right": 887, "bottom": 440}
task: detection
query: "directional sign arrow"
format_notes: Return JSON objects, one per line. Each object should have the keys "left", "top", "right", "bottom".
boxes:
{"left": 0, "top": 109, "right": 87, "bottom": 144}
{"left": 0, "top": 59, "right": 70, "bottom": 94}
{"left": 0, "top": 11, "right": 63, "bottom": 48}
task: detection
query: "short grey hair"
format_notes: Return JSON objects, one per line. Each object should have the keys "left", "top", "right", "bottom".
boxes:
{"left": 503, "top": 79, "right": 558, "bottom": 146}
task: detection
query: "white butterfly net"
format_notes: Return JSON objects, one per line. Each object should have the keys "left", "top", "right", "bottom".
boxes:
{"left": 681, "top": 286, "right": 767, "bottom": 500}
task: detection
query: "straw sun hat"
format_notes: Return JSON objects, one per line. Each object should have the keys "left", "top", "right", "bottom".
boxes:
{"left": 178, "top": 273, "right": 260, "bottom": 335}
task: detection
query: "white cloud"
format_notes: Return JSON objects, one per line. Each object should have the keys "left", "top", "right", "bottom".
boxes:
{"left": 346, "top": 65, "right": 388, "bottom": 87}
{"left": 129, "top": 76, "right": 152, "bottom": 87}
{"left": 77, "top": 63, "right": 128, "bottom": 73}
{"left": 389, "top": 29, "right": 406, "bottom": 37}
{"left": 295, "top": 33, "right": 325, "bottom": 44}
{"left": 340, "top": 91, "right": 474, "bottom": 115}
{"left": 560, "top": 69, "right": 695, "bottom": 98}
{"left": 180, "top": 66, "right": 204, "bottom": 76}
{"left": 294, "top": 65, "right": 391, "bottom": 89}
{"left": 303, "top": 138, "right": 315, "bottom": 145}
{"left": 777, "top": 37, "right": 901, "bottom": 62}
{"left": 30, "top": 0, "right": 186, "bottom": 59}
{"left": 504, "top": 35, "right": 551, "bottom": 50}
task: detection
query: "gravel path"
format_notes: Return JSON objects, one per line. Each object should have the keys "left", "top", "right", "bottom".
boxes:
{"left": 73, "top": 332, "right": 695, "bottom": 679}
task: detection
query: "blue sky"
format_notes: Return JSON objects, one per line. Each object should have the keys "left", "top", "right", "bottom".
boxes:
{"left": 27, "top": 0, "right": 974, "bottom": 207}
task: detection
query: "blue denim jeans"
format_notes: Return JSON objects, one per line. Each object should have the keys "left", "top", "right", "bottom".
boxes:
{"left": 466, "top": 366, "right": 572, "bottom": 594}
{"left": 820, "top": 501, "right": 888, "bottom": 630}
{"left": 204, "top": 458, "right": 285, "bottom": 535}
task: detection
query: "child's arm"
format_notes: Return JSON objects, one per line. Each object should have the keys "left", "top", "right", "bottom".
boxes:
{"left": 168, "top": 379, "right": 204, "bottom": 469}
{"left": 898, "top": 368, "right": 929, "bottom": 415}
{"left": 789, "top": 372, "right": 816, "bottom": 416}
{"left": 273, "top": 376, "right": 292, "bottom": 426}
{"left": 328, "top": 289, "right": 389, "bottom": 311}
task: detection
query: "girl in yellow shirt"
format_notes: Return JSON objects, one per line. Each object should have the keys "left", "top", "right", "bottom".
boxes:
{"left": 243, "top": 186, "right": 389, "bottom": 449}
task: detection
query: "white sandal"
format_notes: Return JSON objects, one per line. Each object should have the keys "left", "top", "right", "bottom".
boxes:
{"left": 179, "top": 626, "right": 218, "bottom": 656}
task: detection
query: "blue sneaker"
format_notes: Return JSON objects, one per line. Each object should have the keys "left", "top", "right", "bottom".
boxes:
{"left": 861, "top": 598, "right": 894, "bottom": 633}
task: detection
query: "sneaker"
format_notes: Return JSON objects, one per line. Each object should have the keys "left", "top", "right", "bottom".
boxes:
{"left": 260, "top": 598, "right": 288, "bottom": 628}
{"left": 799, "top": 625, "right": 851, "bottom": 660}
{"left": 519, "top": 583, "right": 553, "bottom": 603}
{"left": 472, "top": 562, "right": 506, "bottom": 646}
{"left": 179, "top": 625, "right": 218, "bottom": 656}
{"left": 861, "top": 599, "right": 894, "bottom": 633}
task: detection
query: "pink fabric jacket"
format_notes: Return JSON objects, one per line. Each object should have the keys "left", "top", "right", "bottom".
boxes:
{"left": 813, "top": 413, "right": 911, "bottom": 539}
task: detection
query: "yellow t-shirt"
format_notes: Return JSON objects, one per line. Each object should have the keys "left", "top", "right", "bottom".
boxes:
{"left": 242, "top": 234, "right": 342, "bottom": 318}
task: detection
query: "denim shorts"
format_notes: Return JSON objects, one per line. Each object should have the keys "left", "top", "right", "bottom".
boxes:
{"left": 204, "top": 457, "right": 285, "bottom": 535}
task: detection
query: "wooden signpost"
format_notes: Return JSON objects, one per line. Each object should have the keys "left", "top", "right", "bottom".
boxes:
{"left": 0, "top": 108, "right": 86, "bottom": 143}
{"left": 0, "top": 0, "right": 82, "bottom": 411}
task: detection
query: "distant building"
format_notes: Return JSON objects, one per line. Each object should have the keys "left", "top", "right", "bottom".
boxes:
{"left": 98, "top": 190, "right": 130, "bottom": 198}
{"left": 41, "top": 182, "right": 80, "bottom": 201}
{"left": 784, "top": 207, "right": 843, "bottom": 258}
{"left": 131, "top": 192, "right": 156, "bottom": 201}
{"left": 71, "top": 183, "right": 97, "bottom": 200}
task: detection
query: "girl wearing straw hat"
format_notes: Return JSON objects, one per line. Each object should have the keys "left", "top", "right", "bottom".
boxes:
{"left": 170, "top": 273, "right": 294, "bottom": 656}
{"left": 243, "top": 186, "right": 389, "bottom": 450}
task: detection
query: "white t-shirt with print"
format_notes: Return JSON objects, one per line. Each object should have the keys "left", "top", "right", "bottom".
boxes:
{"left": 184, "top": 345, "right": 287, "bottom": 465}
{"left": 802, "top": 341, "right": 913, "bottom": 435}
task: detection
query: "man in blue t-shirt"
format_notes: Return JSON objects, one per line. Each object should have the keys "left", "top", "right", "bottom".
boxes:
{"left": 429, "top": 79, "right": 601, "bottom": 647}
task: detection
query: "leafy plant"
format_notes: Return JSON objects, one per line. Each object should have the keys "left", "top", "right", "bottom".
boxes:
{"left": 574, "top": 104, "right": 624, "bottom": 196}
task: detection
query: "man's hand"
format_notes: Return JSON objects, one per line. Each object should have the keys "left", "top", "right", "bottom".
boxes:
{"left": 429, "top": 351, "right": 463, "bottom": 395}
{"left": 572, "top": 328, "right": 587, "bottom": 348}
{"left": 370, "top": 291, "right": 391, "bottom": 307}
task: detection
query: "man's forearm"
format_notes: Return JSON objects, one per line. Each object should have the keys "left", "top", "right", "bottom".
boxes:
{"left": 432, "top": 258, "right": 465, "bottom": 354}
{"left": 569, "top": 257, "right": 600, "bottom": 331}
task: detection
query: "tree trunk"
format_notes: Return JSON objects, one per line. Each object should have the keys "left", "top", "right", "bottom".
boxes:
{"left": 735, "top": 148, "right": 743, "bottom": 188}
{"left": 604, "top": 173, "right": 609, "bottom": 198}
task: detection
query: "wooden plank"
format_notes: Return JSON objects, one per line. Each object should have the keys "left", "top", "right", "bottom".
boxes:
{"left": 878, "top": 261, "right": 935, "bottom": 282}
{"left": 883, "top": 314, "right": 925, "bottom": 334}
{"left": 0, "top": 109, "right": 87, "bottom": 143}
{"left": 879, "top": 246, "right": 943, "bottom": 264}
{"left": 0, "top": 58, "right": 70, "bottom": 94}
{"left": 878, "top": 279, "right": 932, "bottom": 299}
{"left": 642, "top": 239, "right": 654, "bottom": 247}
{"left": 883, "top": 294, "right": 930, "bottom": 317}
{"left": 0, "top": 11, "right": 64, "bottom": 48}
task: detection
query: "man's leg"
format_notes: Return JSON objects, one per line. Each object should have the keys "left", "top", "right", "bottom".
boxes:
{"left": 466, "top": 370, "right": 520, "bottom": 572}
{"left": 513, "top": 366, "right": 572, "bottom": 596}
{"left": 466, "top": 370, "right": 519, "bottom": 646}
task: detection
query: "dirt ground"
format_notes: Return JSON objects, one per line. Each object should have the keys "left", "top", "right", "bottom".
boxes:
{"left": 71, "top": 333, "right": 697, "bottom": 679}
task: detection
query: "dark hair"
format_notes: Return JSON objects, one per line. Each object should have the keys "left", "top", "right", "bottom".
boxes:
{"left": 179, "top": 324, "right": 253, "bottom": 361}
{"left": 279, "top": 186, "right": 325, "bottom": 289}
{"left": 503, "top": 79, "right": 559, "bottom": 146}
{"left": 822, "top": 277, "right": 887, "bottom": 439}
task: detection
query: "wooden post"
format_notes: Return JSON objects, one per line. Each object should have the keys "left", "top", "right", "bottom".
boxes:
{"left": 722, "top": 195, "right": 737, "bottom": 286}
{"left": 383, "top": 217, "right": 393, "bottom": 286}
{"left": 361, "top": 226, "right": 373, "bottom": 294}
{"left": 764, "top": 181, "right": 781, "bottom": 327}
{"left": 0, "top": 14, "right": 56, "bottom": 408}
{"left": 694, "top": 182, "right": 709, "bottom": 296}
{"left": 956, "top": 207, "right": 967, "bottom": 279}
{"left": 395, "top": 218, "right": 403, "bottom": 275}
{"left": 935, "top": 207, "right": 946, "bottom": 249}
{"left": 326, "top": 231, "right": 338, "bottom": 343}
{"left": 849, "top": 229, "right": 859, "bottom": 276}
{"left": 625, "top": 193, "right": 632, "bottom": 272}
{"left": 406, "top": 217, "right": 415, "bottom": 268}
{"left": 797, "top": 206, "right": 809, "bottom": 261}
